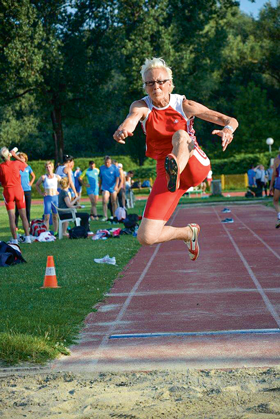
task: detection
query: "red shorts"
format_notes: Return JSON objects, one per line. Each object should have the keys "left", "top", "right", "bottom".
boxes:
{"left": 144, "top": 147, "right": 210, "bottom": 221}
{"left": 3, "top": 186, "right": 25, "bottom": 211}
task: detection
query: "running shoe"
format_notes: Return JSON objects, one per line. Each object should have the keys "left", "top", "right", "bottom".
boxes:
{"left": 221, "top": 218, "right": 234, "bottom": 223}
{"left": 165, "top": 153, "right": 180, "bottom": 192}
{"left": 185, "top": 223, "right": 200, "bottom": 261}
{"left": 276, "top": 219, "right": 280, "bottom": 229}
{"left": 221, "top": 208, "right": 231, "bottom": 213}
{"left": 22, "top": 236, "right": 32, "bottom": 244}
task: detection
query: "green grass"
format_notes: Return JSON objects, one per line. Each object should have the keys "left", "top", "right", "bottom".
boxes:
{"left": 0, "top": 200, "right": 145, "bottom": 365}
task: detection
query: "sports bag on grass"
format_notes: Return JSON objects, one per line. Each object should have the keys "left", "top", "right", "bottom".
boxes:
{"left": 0, "top": 241, "right": 26, "bottom": 267}
{"left": 30, "top": 219, "right": 47, "bottom": 237}
{"left": 69, "top": 226, "right": 88, "bottom": 239}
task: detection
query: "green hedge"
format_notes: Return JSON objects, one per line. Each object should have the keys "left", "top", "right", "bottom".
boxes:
{"left": 211, "top": 152, "right": 273, "bottom": 175}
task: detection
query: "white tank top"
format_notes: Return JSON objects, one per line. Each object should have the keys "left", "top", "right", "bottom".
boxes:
{"left": 43, "top": 174, "right": 59, "bottom": 190}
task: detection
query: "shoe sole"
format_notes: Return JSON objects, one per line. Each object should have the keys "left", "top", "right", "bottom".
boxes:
{"left": 165, "top": 154, "right": 180, "bottom": 193}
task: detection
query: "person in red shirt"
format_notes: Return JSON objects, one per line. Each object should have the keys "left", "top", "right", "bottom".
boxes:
{"left": 0, "top": 147, "right": 31, "bottom": 244}
{"left": 113, "top": 57, "right": 238, "bottom": 261}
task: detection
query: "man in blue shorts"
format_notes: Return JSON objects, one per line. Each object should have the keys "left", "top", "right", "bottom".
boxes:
{"left": 99, "top": 156, "right": 120, "bottom": 221}
{"left": 81, "top": 161, "right": 99, "bottom": 220}
{"left": 247, "top": 165, "right": 256, "bottom": 187}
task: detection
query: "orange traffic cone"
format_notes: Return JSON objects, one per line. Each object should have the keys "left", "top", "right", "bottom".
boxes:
{"left": 41, "top": 256, "right": 61, "bottom": 288}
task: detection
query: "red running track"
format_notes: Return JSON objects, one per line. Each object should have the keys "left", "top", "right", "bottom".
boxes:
{"left": 52, "top": 204, "right": 280, "bottom": 372}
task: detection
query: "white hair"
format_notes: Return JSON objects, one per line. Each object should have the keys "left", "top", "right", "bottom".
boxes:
{"left": 0, "top": 147, "right": 10, "bottom": 161}
{"left": 141, "top": 57, "right": 174, "bottom": 91}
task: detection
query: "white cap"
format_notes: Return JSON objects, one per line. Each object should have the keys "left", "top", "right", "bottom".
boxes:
{"left": 118, "top": 163, "right": 123, "bottom": 169}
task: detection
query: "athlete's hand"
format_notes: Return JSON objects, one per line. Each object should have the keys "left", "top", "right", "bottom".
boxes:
{"left": 212, "top": 130, "right": 233, "bottom": 152}
{"left": 113, "top": 128, "right": 133, "bottom": 144}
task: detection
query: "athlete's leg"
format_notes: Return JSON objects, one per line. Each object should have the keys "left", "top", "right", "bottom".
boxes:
{"left": 15, "top": 205, "right": 19, "bottom": 228}
{"left": 43, "top": 195, "right": 52, "bottom": 230}
{"left": 171, "top": 130, "right": 195, "bottom": 174}
{"left": 102, "top": 190, "right": 110, "bottom": 219}
{"left": 137, "top": 218, "right": 193, "bottom": 245}
{"left": 52, "top": 213, "right": 58, "bottom": 233}
{"left": 18, "top": 208, "right": 30, "bottom": 236}
{"left": 14, "top": 188, "right": 29, "bottom": 237}
{"left": 138, "top": 151, "right": 210, "bottom": 256}
{"left": 7, "top": 210, "right": 17, "bottom": 239}
{"left": 117, "top": 188, "right": 126, "bottom": 208}
{"left": 44, "top": 214, "right": 50, "bottom": 230}
{"left": 25, "top": 191, "right": 32, "bottom": 224}
{"left": 165, "top": 130, "right": 195, "bottom": 192}
{"left": 110, "top": 191, "right": 118, "bottom": 217}
{"left": 89, "top": 194, "right": 97, "bottom": 217}
{"left": 273, "top": 189, "right": 280, "bottom": 213}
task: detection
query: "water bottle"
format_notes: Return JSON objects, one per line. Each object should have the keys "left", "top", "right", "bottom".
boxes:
{"left": 9, "top": 147, "right": 18, "bottom": 156}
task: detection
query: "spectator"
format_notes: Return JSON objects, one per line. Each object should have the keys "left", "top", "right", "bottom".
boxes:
{"left": 35, "top": 161, "right": 61, "bottom": 233}
{"left": 74, "top": 167, "right": 83, "bottom": 199}
{"left": 15, "top": 152, "right": 35, "bottom": 228}
{"left": 0, "top": 147, "right": 31, "bottom": 244}
{"left": 267, "top": 164, "right": 274, "bottom": 197}
{"left": 117, "top": 163, "right": 126, "bottom": 207}
{"left": 81, "top": 160, "right": 99, "bottom": 220}
{"left": 99, "top": 156, "right": 120, "bottom": 221}
{"left": 256, "top": 165, "right": 266, "bottom": 197}
{"left": 58, "top": 177, "right": 90, "bottom": 235}
{"left": 125, "top": 171, "right": 134, "bottom": 192}
{"left": 247, "top": 165, "right": 256, "bottom": 188}
{"left": 200, "top": 180, "right": 207, "bottom": 194}
{"left": 55, "top": 154, "right": 77, "bottom": 198}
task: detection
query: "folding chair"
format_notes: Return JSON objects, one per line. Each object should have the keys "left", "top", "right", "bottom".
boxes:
{"left": 52, "top": 204, "right": 81, "bottom": 239}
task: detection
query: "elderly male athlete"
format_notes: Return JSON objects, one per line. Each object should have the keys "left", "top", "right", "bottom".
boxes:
{"left": 113, "top": 58, "right": 238, "bottom": 261}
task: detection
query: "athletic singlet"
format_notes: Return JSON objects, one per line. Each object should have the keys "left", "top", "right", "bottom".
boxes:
{"left": 140, "top": 94, "right": 197, "bottom": 160}
{"left": 56, "top": 165, "right": 67, "bottom": 178}
{"left": 0, "top": 160, "right": 26, "bottom": 188}
{"left": 43, "top": 174, "right": 59, "bottom": 191}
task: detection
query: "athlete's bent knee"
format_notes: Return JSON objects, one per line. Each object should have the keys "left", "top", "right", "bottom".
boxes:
{"left": 172, "top": 130, "right": 194, "bottom": 149}
{"left": 137, "top": 229, "right": 158, "bottom": 246}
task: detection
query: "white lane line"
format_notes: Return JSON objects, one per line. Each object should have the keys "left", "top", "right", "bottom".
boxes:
{"left": 232, "top": 211, "right": 280, "bottom": 260}
{"left": 213, "top": 207, "right": 280, "bottom": 328}
{"left": 88, "top": 209, "right": 179, "bottom": 368}
{"left": 106, "top": 287, "right": 280, "bottom": 297}
{"left": 110, "top": 328, "right": 280, "bottom": 340}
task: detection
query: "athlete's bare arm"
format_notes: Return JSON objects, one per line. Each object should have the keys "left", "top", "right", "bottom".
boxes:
{"left": 183, "top": 100, "right": 238, "bottom": 152}
{"left": 10, "top": 149, "right": 28, "bottom": 166}
{"left": 35, "top": 176, "right": 45, "bottom": 197}
{"left": 113, "top": 100, "right": 148, "bottom": 144}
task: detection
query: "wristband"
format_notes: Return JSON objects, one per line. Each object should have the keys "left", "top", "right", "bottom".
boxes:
{"left": 224, "top": 125, "right": 234, "bottom": 133}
